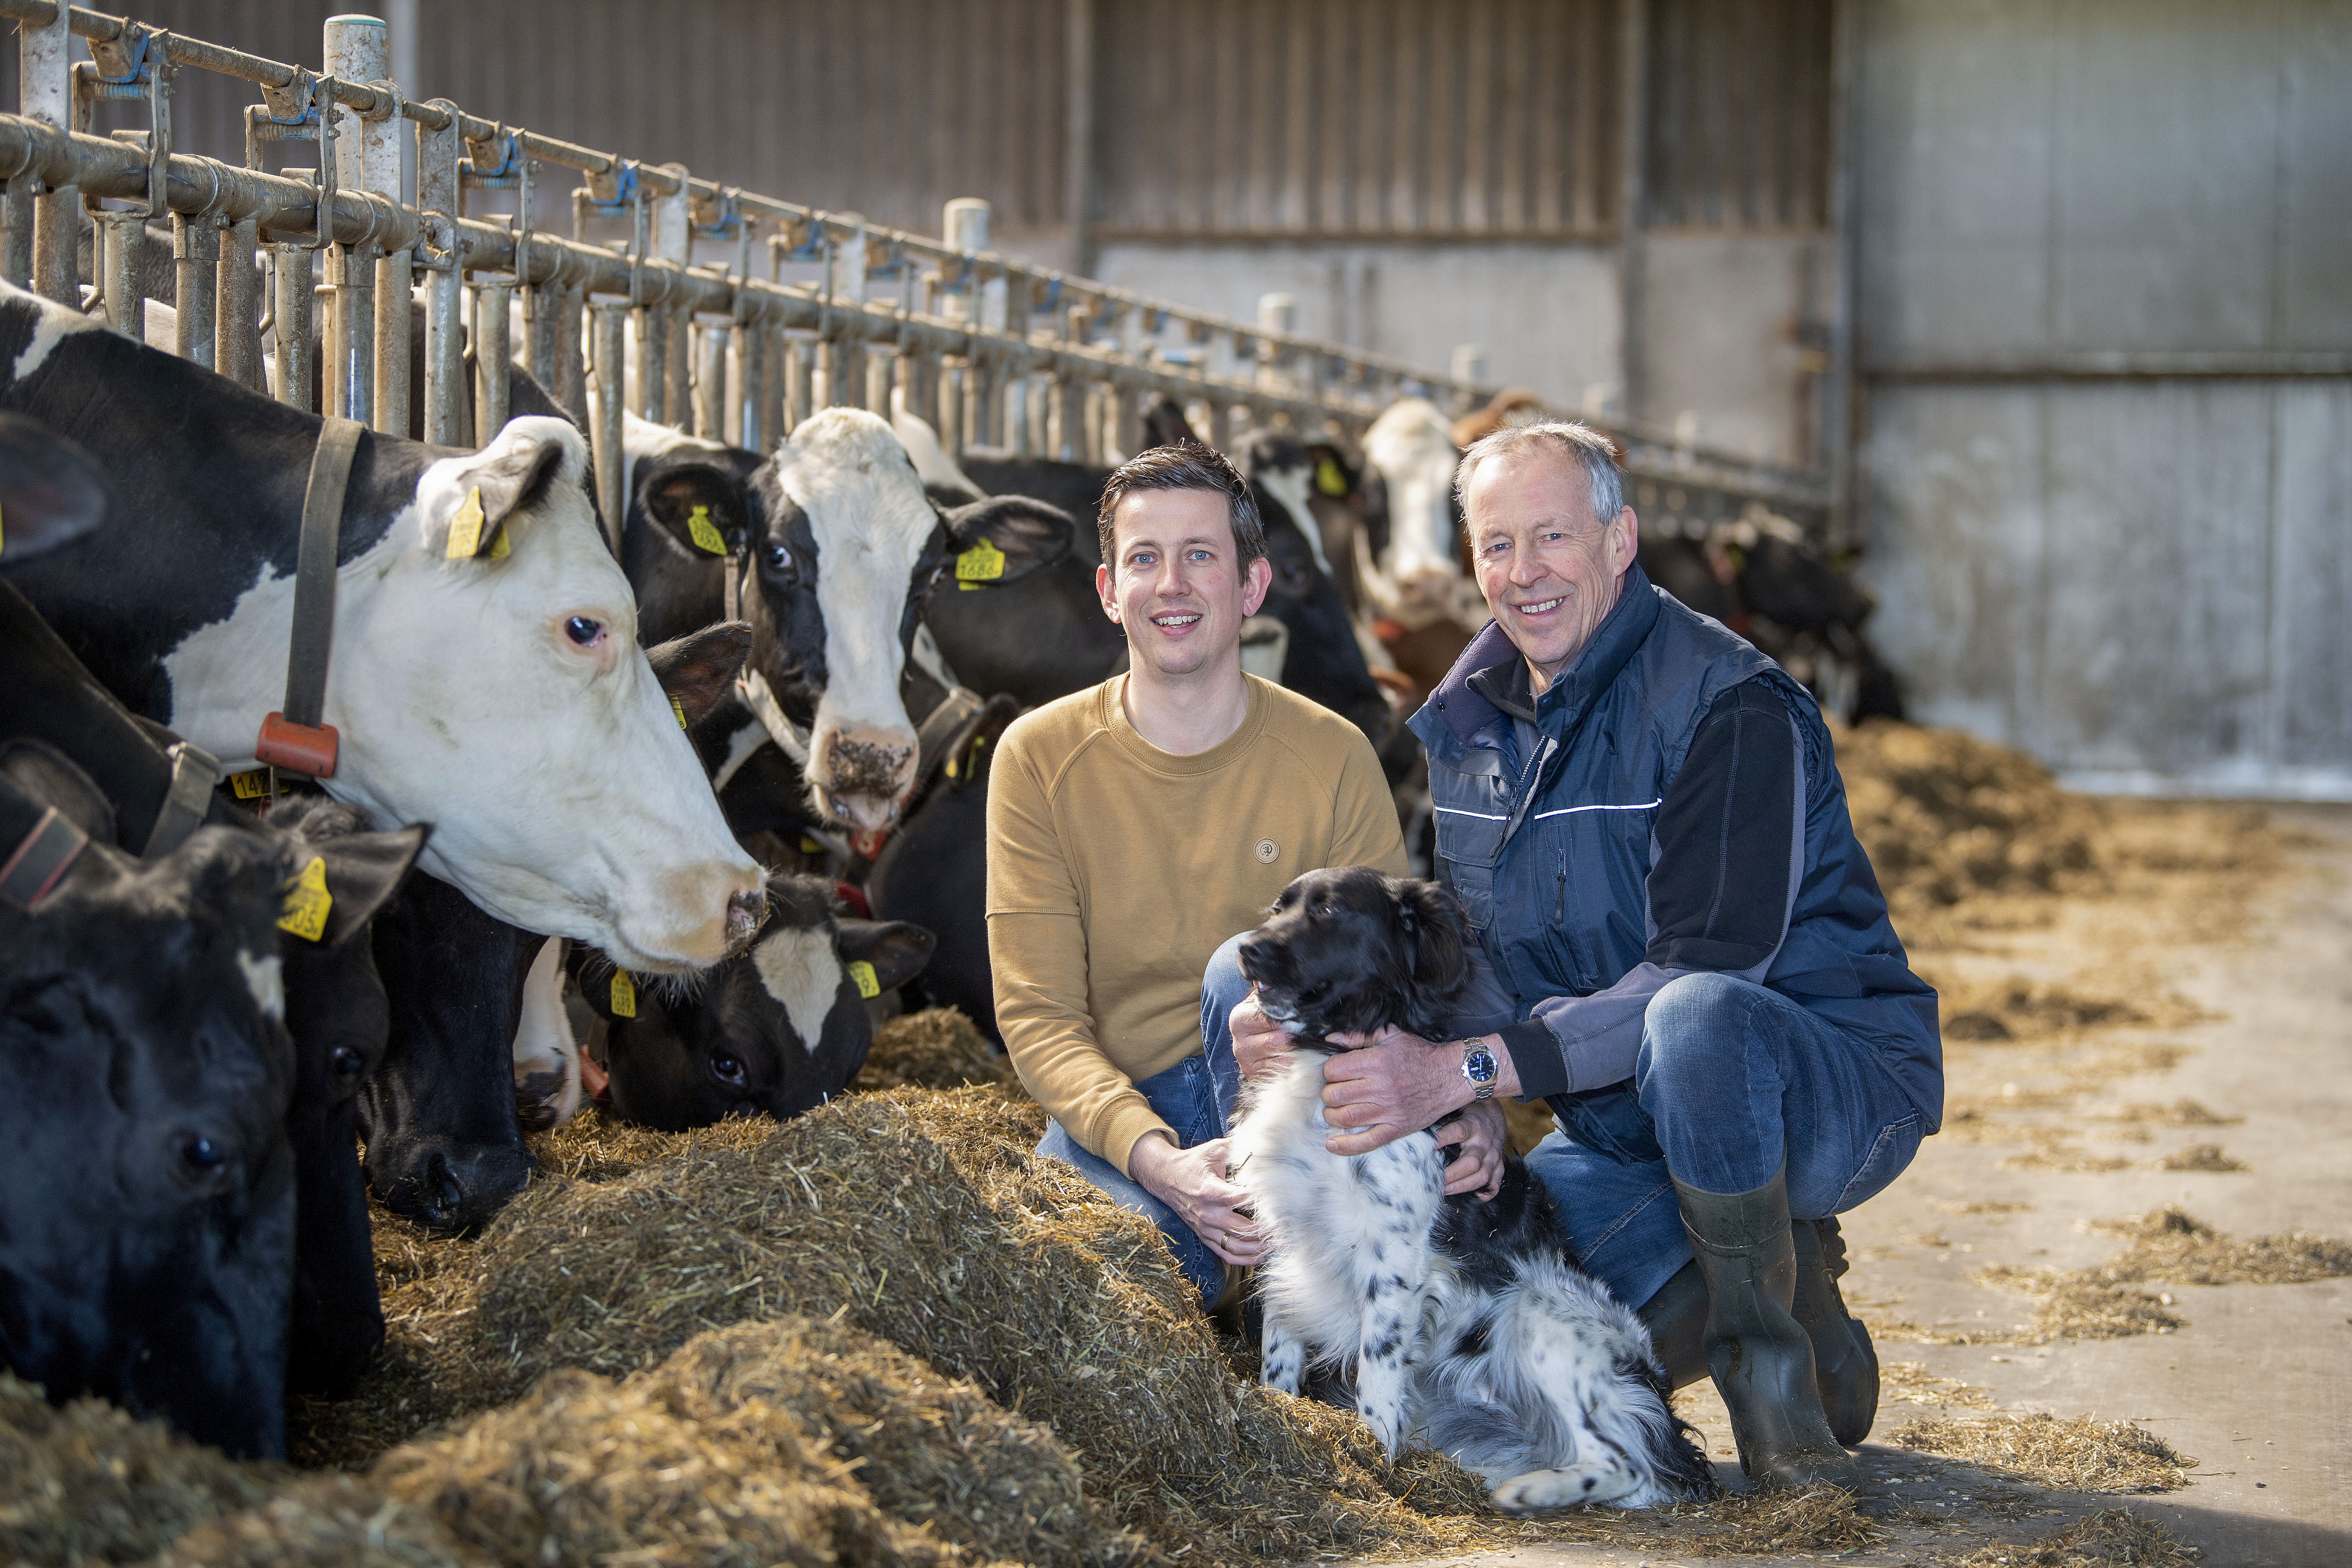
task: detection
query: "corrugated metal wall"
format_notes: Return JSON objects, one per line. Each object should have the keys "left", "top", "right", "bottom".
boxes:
{"left": 4, "top": 1, "right": 1832, "bottom": 248}
{"left": 1092, "top": 0, "right": 1622, "bottom": 241}
{"left": 1643, "top": 0, "right": 1832, "bottom": 229}
{"left": 1855, "top": 0, "right": 2352, "bottom": 797}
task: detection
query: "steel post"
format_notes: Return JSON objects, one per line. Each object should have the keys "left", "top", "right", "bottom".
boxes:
{"left": 589, "top": 299, "right": 626, "bottom": 527}
{"left": 472, "top": 279, "right": 511, "bottom": 444}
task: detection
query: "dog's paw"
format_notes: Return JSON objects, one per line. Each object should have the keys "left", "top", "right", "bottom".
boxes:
{"left": 1489, "top": 1465, "right": 1640, "bottom": 1514}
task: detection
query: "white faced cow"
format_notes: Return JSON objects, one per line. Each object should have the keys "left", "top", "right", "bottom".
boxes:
{"left": 1360, "top": 397, "right": 1467, "bottom": 616}
{"left": 0, "top": 280, "right": 762, "bottom": 975}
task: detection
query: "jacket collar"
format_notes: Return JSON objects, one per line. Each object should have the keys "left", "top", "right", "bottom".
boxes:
{"left": 1411, "top": 564, "right": 1661, "bottom": 750}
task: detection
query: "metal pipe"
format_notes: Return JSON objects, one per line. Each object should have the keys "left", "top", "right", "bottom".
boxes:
{"left": 374, "top": 247, "right": 409, "bottom": 436}
{"left": 662, "top": 305, "right": 690, "bottom": 426}
{"left": 270, "top": 243, "right": 313, "bottom": 409}
{"left": 634, "top": 306, "right": 665, "bottom": 422}
{"left": 589, "top": 299, "right": 625, "bottom": 526}
{"left": 694, "top": 321, "right": 727, "bottom": 441}
{"left": 171, "top": 210, "right": 216, "bottom": 365}
{"left": 95, "top": 211, "right": 137, "bottom": 336}
{"left": 553, "top": 283, "right": 588, "bottom": 429}
{"left": 472, "top": 278, "right": 510, "bottom": 444}
{"left": 215, "top": 214, "right": 259, "bottom": 387}
{"left": 415, "top": 101, "right": 463, "bottom": 445}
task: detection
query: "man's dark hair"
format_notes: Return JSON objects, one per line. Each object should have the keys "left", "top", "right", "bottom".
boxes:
{"left": 1096, "top": 439, "right": 1268, "bottom": 570}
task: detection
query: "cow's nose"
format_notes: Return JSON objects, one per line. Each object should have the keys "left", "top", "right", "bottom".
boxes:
{"left": 725, "top": 887, "right": 769, "bottom": 952}
{"left": 417, "top": 1143, "right": 536, "bottom": 1233}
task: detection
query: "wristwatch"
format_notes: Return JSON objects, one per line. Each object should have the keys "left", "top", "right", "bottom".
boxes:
{"left": 1459, "top": 1039, "right": 1499, "bottom": 1100}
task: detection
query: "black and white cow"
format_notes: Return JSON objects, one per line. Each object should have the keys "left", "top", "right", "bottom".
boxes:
{"left": 568, "top": 873, "right": 934, "bottom": 1129}
{"left": 0, "top": 280, "right": 762, "bottom": 975}
{"left": 586, "top": 399, "right": 1070, "bottom": 847}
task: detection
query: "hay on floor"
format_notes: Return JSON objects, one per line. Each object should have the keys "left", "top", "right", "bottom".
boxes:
{"left": 297, "top": 1086, "right": 1490, "bottom": 1565}
{"left": 2153, "top": 1143, "right": 2246, "bottom": 1173}
{"left": 0, "top": 1373, "right": 277, "bottom": 1567}
{"left": 1969, "top": 1268, "right": 2186, "bottom": 1342}
{"left": 1892, "top": 1414, "right": 2193, "bottom": 1494}
{"left": 853, "top": 1007, "right": 1019, "bottom": 1092}
{"left": 1939, "top": 1505, "right": 2203, "bottom": 1567}
{"left": 1882, "top": 1360, "right": 1998, "bottom": 1409}
{"left": 2082, "top": 1207, "right": 2352, "bottom": 1286}
{"left": 143, "top": 1476, "right": 485, "bottom": 1568}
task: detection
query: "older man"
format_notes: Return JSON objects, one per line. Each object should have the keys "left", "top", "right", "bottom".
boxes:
{"left": 1229, "top": 422, "right": 1940, "bottom": 1490}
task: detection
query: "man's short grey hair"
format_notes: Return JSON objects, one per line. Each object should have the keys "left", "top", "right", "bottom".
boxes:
{"left": 1453, "top": 420, "right": 1626, "bottom": 531}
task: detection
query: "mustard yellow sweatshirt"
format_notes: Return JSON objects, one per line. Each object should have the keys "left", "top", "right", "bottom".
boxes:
{"left": 986, "top": 674, "right": 1408, "bottom": 1175}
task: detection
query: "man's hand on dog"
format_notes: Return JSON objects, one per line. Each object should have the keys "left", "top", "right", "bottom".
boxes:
{"left": 1129, "top": 1131, "right": 1265, "bottom": 1266}
{"left": 1232, "top": 998, "right": 1509, "bottom": 1201}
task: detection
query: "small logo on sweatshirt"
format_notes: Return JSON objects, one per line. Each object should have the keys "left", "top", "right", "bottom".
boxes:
{"left": 1254, "top": 838, "right": 1279, "bottom": 864}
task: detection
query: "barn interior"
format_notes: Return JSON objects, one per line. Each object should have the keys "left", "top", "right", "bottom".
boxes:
{"left": 0, "top": 4, "right": 2346, "bottom": 1568}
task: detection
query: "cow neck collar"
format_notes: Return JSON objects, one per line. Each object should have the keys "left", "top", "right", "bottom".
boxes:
{"left": 1098, "top": 672, "right": 1269, "bottom": 777}
{"left": 738, "top": 669, "right": 811, "bottom": 765}
{"left": 1418, "top": 564, "right": 1660, "bottom": 748}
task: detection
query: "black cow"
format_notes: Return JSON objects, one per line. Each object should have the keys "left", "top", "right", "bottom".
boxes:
{"left": 0, "top": 566, "right": 422, "bottom": 1402}
{"left": 864, "top": 695, "right": 1024, "bottom": 1038}
{"left": 568, "top": 873, "right": 934, "bottom": 1129}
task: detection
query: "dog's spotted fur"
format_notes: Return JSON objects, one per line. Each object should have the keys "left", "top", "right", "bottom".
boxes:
{"left": 1231, "top": 866, "right": 1716, "bottom": 1511}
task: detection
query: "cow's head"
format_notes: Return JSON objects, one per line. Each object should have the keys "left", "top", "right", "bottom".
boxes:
{"left": 0, "top": 770, "right": 299, "bottom": 1458}
{"left": 1362, "top": 396, "right": 1466, "bottom": 591}
{"left": 330, "top": 417, "right": 765, "bottom": 974}
{"left": 737, "top": 409, "right": 1067, "bottom": 833}
{"left": 573, "top": 873, "right": 934, "bottom": 1129}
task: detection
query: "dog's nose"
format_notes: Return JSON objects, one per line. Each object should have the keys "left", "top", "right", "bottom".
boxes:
{"left": 1238, "top": 934, "right": 1277, "bottom": 981}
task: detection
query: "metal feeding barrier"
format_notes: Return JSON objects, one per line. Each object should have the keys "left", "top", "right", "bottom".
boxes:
{"left": 0, "top": 1, "right": 1824, "bottom": 531}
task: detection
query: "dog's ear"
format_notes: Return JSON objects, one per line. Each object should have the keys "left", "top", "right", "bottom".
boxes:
{"left": 1395, "top": 877, "right": 1468, "bottom": 996}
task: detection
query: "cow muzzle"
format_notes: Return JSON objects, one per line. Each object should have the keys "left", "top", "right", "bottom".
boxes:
{"left": 809, "top": 721, "right": 918, "bottom": 834}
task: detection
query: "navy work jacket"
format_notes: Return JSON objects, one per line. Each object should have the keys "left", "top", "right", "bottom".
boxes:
{"left": 1406, "top": 567, "right": 1942, "bottom": 1161}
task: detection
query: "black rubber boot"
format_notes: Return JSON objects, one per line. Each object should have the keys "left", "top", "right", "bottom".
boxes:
{"left": 1794, "top": 1216, "right": 1879, "bottom": 1446}
{"left": 1673, "top": 1170, "right": 1859, "bottom": 1490}
{"left": 1636, "top": 1261, "right": 1711, "bottom": 1390}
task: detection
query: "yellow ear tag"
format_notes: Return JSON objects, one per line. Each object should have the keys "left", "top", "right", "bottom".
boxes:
{"left": 1315, "top": 456, "right": 1349, "bottom": 497}
{"left": 487, "top": 525, "right": 510, "bottom": 559}
{"left": 798, "top": 835, "right": 824, "bottom": 856}
{"left": 445, "top": 485, "right": 486, "bottom": 558}
{"left": 610, "top": 970, "right": 637, "bottom": 1018}
{"left": 670, "top": 695, "right": 690, "bottom": 731}
{"left": 277, "top": 856, "right": 333, "bottom": 942}
{"left": 848, "top": 960, "right": 881, "bottom": 999}
{"left": 954, "top": 536, "right": 1005, "bottom": 583}
{"left": 686, "top": 503, "right": 728, "bottom": 555}
{"left": 229, "top": 768, "right": 271, "bottom": 801}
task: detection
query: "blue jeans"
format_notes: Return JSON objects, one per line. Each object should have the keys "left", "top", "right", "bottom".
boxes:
{"left": 1035, "top": 933, "right": 1252, "bottom": 1310}
{"left": 1526, "top": 971, "right": 1927, "bottom": 1313}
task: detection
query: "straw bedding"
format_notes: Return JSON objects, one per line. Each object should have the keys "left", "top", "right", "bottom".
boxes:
{"left": 1892, "top": 1414, "right": 2194, "bottom": 1494}
{"left": 1940, "top": 1508, "right": 2203, "bottom": 1568}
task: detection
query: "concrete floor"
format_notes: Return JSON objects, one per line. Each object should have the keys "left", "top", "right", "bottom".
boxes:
{"left": 1376, "top": 805, "right": 2352, "bottom": 1567}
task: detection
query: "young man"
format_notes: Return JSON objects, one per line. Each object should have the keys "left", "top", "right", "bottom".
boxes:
{"left": 1232, "top": 422, "right": 1941, "bottom": 1489}
{"left": 987, "top": 441, "right": 1505, "bottom": 1309}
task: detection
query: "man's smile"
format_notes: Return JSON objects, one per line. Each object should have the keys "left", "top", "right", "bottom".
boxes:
{"left": 1512, "top": 595, "right": 1566, "bottom": 617}
{"left": 1151, "top": 610, "right": 1204, "bottom": 630}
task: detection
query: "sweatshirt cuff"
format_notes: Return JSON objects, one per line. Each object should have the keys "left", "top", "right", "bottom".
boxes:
{"left": 1097, "top": 1100, "right": 1177, "bottom": 1180}
{"left": 1499, "top": 1018, "right": 1569, "bottom": 1100}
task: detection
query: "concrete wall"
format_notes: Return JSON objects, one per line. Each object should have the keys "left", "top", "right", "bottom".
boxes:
{"left": 1853, "top": 0, "right": 2352, "bottom": 798}
{"left": 1092, "top": 242, "right": 1623, "bottom": 415}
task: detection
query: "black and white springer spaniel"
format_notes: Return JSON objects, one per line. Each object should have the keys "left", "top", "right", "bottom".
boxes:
{"left": 1231, "top": 866, "right": 1715, "bottom": 1511}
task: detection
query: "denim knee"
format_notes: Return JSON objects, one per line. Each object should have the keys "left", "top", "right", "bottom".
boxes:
{"left": 1640, "top": 971, "right": 1759, "bottom": 1103}
{"left": 1201, "top": 931, "right": 1253, "bottom": 1035}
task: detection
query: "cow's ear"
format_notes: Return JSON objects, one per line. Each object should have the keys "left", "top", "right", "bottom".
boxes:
{"left": 433, "top": 431, "right": 567, "bottom": 559}
{"left": 938, "top": 495, "right": 1073, "bottom": 586}
{"left": 0, "top": 413, "right": 108, "bottom": 565}
{"left": 835, "top": 917, "right": 936, "bottom": 994}
{"left": 311, "top": 824, "right": 429, "bottom": 948}
{"left": 646, "top": 620, "right": 752, "bottom": 726}
{"left": 642, "top": 462, "right": 748, "bottom": 559}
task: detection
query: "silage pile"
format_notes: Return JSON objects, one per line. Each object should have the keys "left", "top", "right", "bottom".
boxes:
{"left": 7, "top": 1085, "right": 1496, "bottom": 1568}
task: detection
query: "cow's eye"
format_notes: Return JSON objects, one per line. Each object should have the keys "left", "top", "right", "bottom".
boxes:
{"left": 710, "top": 1051, "right": 747, "bottom": 1087}
{"left": 330, "top": 1045, "right": 366, "bottom": 1080}
{"left": 179, "top": 1134, "right": 224, "bottom": 1172}
{"left": 564, "top": 615, "right": 603, "bottom": 646}
{"left": 764, "top": 543, "right": 795, "bottom": 578}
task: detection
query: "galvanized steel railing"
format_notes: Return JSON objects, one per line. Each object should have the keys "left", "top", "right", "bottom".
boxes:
{"left": 0, "top": 0, "right": 1827, "bottom": 527}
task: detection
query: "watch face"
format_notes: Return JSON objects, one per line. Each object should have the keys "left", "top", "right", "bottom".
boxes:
{"left": 1464, "top": 1047, "right": 1497, "bottom": 1083}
